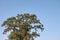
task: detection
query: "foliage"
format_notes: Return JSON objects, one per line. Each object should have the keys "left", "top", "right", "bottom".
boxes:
{"left": 1, "top": 13, "right": 44, "bottom": 40}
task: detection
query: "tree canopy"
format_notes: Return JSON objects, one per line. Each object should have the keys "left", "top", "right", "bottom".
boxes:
{"left": 1, "top": 13, "right": 44, "bottom": 40}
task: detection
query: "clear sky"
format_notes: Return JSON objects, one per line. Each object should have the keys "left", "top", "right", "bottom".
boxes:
{"left": 0, "top": 0, "right": 60, "bottom": 40}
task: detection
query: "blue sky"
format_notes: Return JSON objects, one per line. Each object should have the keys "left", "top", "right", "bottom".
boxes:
{"left": 0, "top": 0, "right": 60, "bottom": 40}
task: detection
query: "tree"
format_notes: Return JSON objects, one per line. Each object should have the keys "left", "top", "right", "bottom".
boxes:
{"left": 1, "top": 13, "right": 44, "bottom": 40}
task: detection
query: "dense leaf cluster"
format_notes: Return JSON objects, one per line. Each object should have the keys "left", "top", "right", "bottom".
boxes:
{"left": 2, "top": 13, "right": 44, "bottom": 40}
